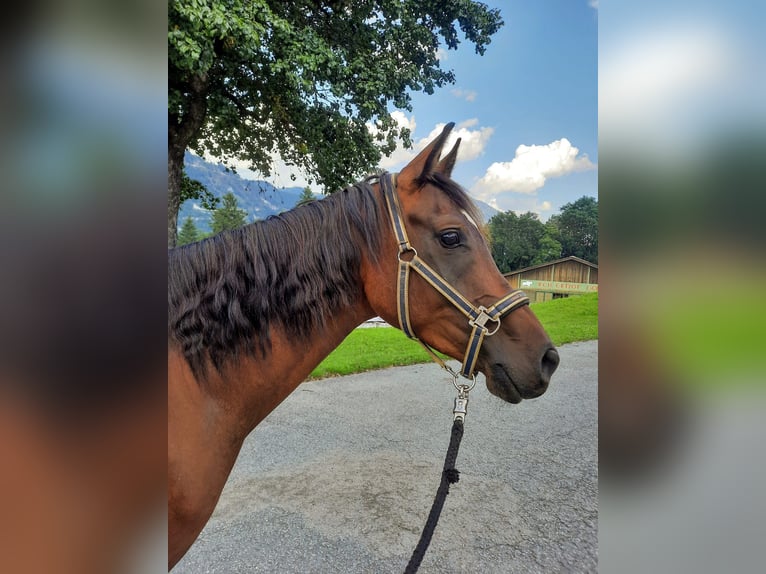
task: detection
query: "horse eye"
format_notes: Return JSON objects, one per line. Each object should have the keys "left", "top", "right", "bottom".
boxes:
{"left": 439, "top": 230, "right": 461, "bottom": 248}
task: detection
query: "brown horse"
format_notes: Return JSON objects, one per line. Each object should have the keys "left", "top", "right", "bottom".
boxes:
{"left": 167, "top": 123, "right": 559, "bottom": 568}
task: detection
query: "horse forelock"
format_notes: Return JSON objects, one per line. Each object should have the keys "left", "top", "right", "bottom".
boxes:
{"left": 168, "top": 180, "right": 385, "bottom": 379}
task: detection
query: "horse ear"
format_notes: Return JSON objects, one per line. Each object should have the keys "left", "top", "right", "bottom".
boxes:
{"left": 436, "top": 137, "right": 461, "bottom": 177}
{"left": 398, "top": 122, "right": 455, "bottom": 190}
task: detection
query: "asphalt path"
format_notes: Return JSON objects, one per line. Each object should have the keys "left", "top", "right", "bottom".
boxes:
{"left": 173, "top": 340, "right": 597, "bottom": 573}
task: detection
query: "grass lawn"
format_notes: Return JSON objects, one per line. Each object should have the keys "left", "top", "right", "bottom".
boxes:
{"left": 530, "top": 292, "right": 598, "bottom": 345}
{"left": 309, "top": 292, "right": 598, "bottom": 379}
{"left": 308, "top": 328, "right": 441, "bottom": 379}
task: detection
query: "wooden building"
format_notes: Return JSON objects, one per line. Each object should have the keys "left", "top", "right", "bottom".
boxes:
{"left": 503, "top": 256, "right": 598, "bottom": 303}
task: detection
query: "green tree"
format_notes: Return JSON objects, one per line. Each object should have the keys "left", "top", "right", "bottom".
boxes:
{"left": 489, "top": 211, "right": 520, "bottom": 273}
{"left": 554, "top": 196, "right": 598, "bottom": 263}
{"left": 296, "top": 186, "right": 315, "bottom": 206}
{"left": 489, "top": 211, "right": 549, "bottom": 273}
{"left": 178, "top": 216, "right": 201, "bottom": 245}
{"left": 210, "top": 192, "right": 248, "bottom": 234}
{"left": 533, "top": 233, "right": 562, "bottom": 265}
{"left": 168, "top": 0, "right": 503, "bottom": 246}
{"left": 181, "top": 173, "right": 218, "bottom": 211}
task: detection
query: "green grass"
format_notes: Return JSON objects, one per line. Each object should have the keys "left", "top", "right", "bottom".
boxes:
{"left": 309, "top": 292, "right": 598, "bottom": 379}
{"left": 308, "top": 328, "right": 443, "bottom": 379}
{"left": 530, "top": 292, "right": 599, "bottom": 345}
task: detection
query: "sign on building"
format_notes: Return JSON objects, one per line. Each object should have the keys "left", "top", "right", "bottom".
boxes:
{"left": 520, "top": 279, "right": 598, "bottom": 293}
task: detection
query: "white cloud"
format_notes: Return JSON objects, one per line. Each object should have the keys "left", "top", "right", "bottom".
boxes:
{"left": 450, "top": 88, "right": 477, "bottom": 102}
{"left": 203, "top": 151, "right": 315, "bottom": 189}
{"left": 421, "top": 121, "right": 493, "bottom": 162}
{"left": 256, "top": 155, "right": 314, "bottom": 189}
{"left": 472, "top": 138, "right": 595, "bottom": 198}
{"left": 589, "top": 0, "right": 598, "bottom": 10}
{"left": 374, "top": 112, "right": 422, "bottom": 169}
{"left": 389, "top": 110, "right": 417, "bottom": 132}
{"left": 379, "top": 118, "right": 494, "bottom": 170}
{"left": 457, "top": 118, "right": 478, "bottom": 129}
{"left": 487, "top": 195, "right": 556, "bottom": 219}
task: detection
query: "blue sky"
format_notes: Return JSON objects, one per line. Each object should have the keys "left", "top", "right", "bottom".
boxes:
{"left": 382, "top": 0, "right": 598, "bottom": 219}
{"left": 245, "top": 1, "right": 598, "bottom": 220}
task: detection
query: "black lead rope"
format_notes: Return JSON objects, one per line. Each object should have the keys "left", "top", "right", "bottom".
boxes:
{"left": 404, "top": 416, "right": 465, "bottom": 574}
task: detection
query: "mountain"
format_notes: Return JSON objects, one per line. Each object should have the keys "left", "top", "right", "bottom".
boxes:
{"left": 179, "top": 152, "right": 306, "bottom": 232}
{"left": 473, "top": 199, "right": 501, "bottom": 222}
{"left": 180, "top": 152, "right": 501, "bottom": 232}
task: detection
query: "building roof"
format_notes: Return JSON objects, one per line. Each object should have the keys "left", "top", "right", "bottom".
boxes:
{"left": 502, "top": 255, "right": 598, "bottom": 277}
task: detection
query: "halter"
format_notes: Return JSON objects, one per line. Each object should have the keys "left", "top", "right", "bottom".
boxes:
{"left": 380, "top": 172, "right": 530, "bottom": 381}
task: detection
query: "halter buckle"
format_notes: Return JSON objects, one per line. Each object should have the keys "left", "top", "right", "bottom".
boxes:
{"left": 469, "top": 306, "right": 502, "bottom": 336}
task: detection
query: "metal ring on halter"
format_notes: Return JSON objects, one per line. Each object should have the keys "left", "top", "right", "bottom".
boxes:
{"left": 482, "top": 315, "right": 502, "bottom": 336}
{"left": 452, "top": 372, "right": 477, "bottom": 393}
{"left": 397, "top": 246, "right": 418, "bottom": 263}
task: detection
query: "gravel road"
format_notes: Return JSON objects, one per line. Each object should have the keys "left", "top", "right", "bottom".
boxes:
{"left": 173, "top": 340, "right": 597, "bottom": 573}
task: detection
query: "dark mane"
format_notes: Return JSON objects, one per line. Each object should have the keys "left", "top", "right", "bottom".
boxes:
{"left": 168, "top": 172, "right": 484, "bottom": 378}
{"left": 168, "top": 179, "right": 384, "bottom": 377}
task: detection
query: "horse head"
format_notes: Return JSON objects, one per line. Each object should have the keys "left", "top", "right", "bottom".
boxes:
{"left": 364, "top": 123, "right": 559, "bottom": 403}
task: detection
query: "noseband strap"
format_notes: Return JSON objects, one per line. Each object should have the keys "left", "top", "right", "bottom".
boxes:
{"left": 380, "top": 173, "right": 530, "bottom": 379}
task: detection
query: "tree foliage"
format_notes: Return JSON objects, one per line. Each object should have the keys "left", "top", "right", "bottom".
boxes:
{"left": 489, "top": 211, "right": 559, "bottom": 273}
{"left": 551, "top": 196, "right": 598, "bottom": 263}
{"left": 178, "top": 216, "right": 201, "bottom": 245}
{"left": 536, "top": 230, "right": 564, "bottom": 265}
{"left": 297, "top": 186, "right": 315, "bottom": 206}
{"left": 168, "top": 0, "right": 503, "bottom": 245}
{"left": 181, "top": 172, "right": 217, "bottom": 210}
{"left": 210, "top": 192, "right": 248, "bottom": 234}
{"left": 487, "top": 196, "right": 598, "bottom": 272}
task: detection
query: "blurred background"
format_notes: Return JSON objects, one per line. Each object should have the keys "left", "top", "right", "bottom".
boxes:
{"left": 599, "top": 1, "right": 765, "bottom": 572}
{"left": 0, "top": 1, "right": 167, "bottom": 573}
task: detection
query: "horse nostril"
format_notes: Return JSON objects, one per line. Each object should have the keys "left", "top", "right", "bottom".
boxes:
{"left": 541, "top": 347, "right": 560, "bottom": 380}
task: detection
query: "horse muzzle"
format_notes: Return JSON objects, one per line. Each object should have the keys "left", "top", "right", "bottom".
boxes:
{"left": 484, "top": 345, "right": 559, "bottom": 404}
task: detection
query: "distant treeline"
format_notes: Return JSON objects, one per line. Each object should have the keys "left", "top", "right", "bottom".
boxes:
{"left": 488, "top": 196, "right": 597, "bottom": 272}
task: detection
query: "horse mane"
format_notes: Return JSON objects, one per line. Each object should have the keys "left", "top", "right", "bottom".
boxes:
{"left": 168, "top": 178, "right": 384, "bottom": 377}
{"left": 168, "top": 172, "right": 484, "bottom": 378}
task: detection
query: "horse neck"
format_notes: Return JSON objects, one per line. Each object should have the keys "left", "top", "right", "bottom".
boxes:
{"left": 222, "top": 293, "right": 375, "bottom": 433}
